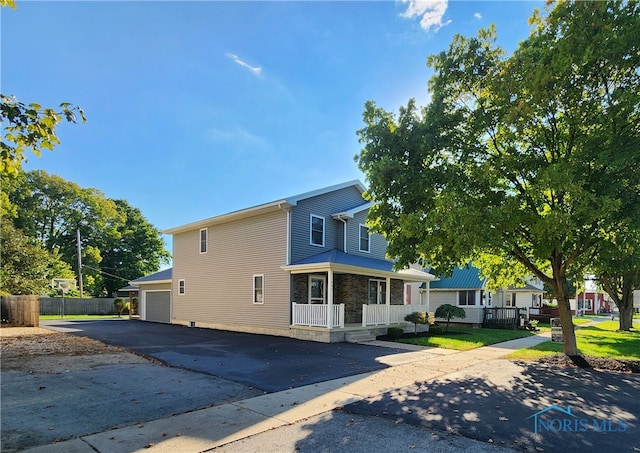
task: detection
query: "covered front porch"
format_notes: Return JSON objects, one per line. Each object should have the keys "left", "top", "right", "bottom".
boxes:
{"left": 282, "top": 250, "right": 435, "bottom": 342}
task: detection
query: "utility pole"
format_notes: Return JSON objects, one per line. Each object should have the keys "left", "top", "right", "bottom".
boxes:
{"left": 76, "top": 229, "right": 84, "bottom": 298}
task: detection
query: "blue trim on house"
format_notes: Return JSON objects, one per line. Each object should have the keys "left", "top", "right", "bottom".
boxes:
{"left": 291, "top": 249, "right": 394, "bottom": 272}
{"left": 131, "top": 268, "right": 172, "bottom": 283}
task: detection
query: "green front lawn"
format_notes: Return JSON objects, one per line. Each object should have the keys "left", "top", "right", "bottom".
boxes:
{"left": 398, "top": 327, "right": 534, "bottom": 351}
{"left": 507, "top": 321, "right": 640, "bottom": 360}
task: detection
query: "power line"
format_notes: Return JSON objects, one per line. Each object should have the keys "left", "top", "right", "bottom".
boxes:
{"left": 81, "top": 265, "right": 131, "bottom": 282}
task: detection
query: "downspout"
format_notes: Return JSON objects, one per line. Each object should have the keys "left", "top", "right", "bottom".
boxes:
{"left": 335, "top": 216, "right": 347, "bottom": 253}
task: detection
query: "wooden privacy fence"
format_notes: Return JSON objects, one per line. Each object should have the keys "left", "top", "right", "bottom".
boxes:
{"left": 483, "top": 307, "right": 528, "bottom": 329}
{"left": 39, "top": 297, "right": 116, "bottom": 315}
{"left": 1, "top": 295, "right": 39, "bottom": 326}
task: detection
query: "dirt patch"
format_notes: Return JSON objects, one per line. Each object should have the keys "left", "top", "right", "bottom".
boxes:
{"left": 532, "top": 353, "right": 640, "bottom": 373}
{"left": 0, "top": 326, "right": 150, "bottom": 373}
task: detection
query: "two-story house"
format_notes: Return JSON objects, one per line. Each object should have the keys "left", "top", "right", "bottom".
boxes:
{"left": 161, "top": 180, "right": 435, "bottom": 342}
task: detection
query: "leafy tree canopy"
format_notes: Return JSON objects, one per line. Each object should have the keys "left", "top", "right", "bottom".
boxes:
{"left": 5, "top": 170, "right": 170, "bottom": 296}
{"left": 356, "top": 1, "right": 640, "bottom": 355}
{"left": 1, "top": 95, "right": 85, "bottom": 177}
{"left": 0, "top": 218, "right": 74, "bottom": 295}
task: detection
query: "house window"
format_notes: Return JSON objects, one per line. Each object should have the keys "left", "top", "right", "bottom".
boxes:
{"left": 310, "top": 215, "right": 325, "bottom": 247}
{"left": 309, "top": 275, "right": 326, "bottom": 304}
{"left": 458, "top": 290, "right": 476, "bottom": 306}
{"left": 369, "top": 279, "right": 387, "bottom": 305}
{"left": 532, "top": 294, "right": 541, "bottom": 307}
{"left": 178, "top": 279, "right": 185, "bottom": 295}
{"left": 253, "top": 275, "right": 264, "bottom": 304}
{"left": 199, "top": 228, "right": 208, "bottom": 254}
{"left": 506, "top": 293, "right": 516, "bottom": 307}
{"left": 359, "top": 224, "right": 370, "bottom": 252}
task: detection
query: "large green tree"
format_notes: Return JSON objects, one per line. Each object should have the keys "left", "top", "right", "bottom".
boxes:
{"left": 7, "top": 170, "right": 170, "bottom": 296}
{"left": 0, "top": 218, "right": 74, "bottom": 295}
{"left": 590, "top": 225, "right": 640, "bottom": 331}
{"left": 100, "top": 199, "right": 171, "bottom": 296}
{"left": 356, "top": 1, "right": 640, "bottom": 355}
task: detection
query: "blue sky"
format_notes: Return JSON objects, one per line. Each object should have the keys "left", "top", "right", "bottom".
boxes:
{"left": 3, "top": 0, "right": 541, "bottom": 254}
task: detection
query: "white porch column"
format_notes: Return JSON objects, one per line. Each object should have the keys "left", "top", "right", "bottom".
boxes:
{"left": 426, "top": 281, "right": 430, "bottom": 312}
{"left": 327, "top": 269, "right": 334, "bottom": 329}
{"left": 386, "top": 276, "right": 391, "bottom": 324}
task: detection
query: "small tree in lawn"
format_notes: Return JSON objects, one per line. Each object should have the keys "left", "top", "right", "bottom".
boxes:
{"left": 435, "top": 304, "right": 466, "bottom": 333}
{"left": 404, "top": 311, "right": 427, "bottom": 334}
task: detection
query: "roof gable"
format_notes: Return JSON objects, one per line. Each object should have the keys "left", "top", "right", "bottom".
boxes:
{"left": 131, "top": 268, "right": 172, "bottom": 284}
{"left": 164, "top": 180, "right": 366, "bottom": 234}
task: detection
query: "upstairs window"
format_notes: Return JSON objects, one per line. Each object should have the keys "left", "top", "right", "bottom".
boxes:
{"left": 458, "top": 290, "right": 476, "bottom": 306}
{"left": 310, "top": 215, "right": 325, "bottom": 247}
{"left": 199, "top": 228, "right": 208, "bottom": 254}
{"left": 178, "top": 279, "right": 186, "bottom": 295}
{"left": 359, "top": 224, "right": 370, "bottom": 252}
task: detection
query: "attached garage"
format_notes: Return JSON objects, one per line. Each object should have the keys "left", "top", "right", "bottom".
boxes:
{"left": 130, "top": 268, "right": 172, "bottom": 323}
{"left": 143, "top": 290, "right": 171, "bottom": 323}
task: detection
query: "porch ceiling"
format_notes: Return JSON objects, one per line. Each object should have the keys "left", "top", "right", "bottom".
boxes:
{"left": 282, "top": 249, "right": 435, "bottom": 282}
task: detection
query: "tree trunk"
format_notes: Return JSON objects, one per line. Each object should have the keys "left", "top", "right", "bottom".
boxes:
{"left": 618, "top": 302, "right": 634, "bottom": 331}
{"left": 551, "top": 266, "right": 578, "bottom": 356}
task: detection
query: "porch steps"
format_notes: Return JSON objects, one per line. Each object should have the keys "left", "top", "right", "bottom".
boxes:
{"left": 345, "top": 331, "right": 378, "bottom": 343}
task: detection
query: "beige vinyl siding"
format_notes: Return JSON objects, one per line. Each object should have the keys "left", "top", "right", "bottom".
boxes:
{"left": 172, "top": 209, "right": 290, "bottom": 329}
{"left": 430, "top": 290, "right": 483, "bottom": 324}
{"left": 138, "top": 282, "right": 171, "bottom": 292}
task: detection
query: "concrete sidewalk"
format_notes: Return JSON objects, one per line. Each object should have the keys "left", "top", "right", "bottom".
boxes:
{"left": 23, "top": 332, "right": 551, "bottom": 453}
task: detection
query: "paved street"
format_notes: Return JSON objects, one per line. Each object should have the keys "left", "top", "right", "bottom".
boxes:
{"left": 8, "top": 319, "right": 639, "bottom": 453}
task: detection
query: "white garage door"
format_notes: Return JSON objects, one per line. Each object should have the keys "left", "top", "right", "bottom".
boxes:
{"left": 143, "top": 291, "right": 171, "bottom": 323}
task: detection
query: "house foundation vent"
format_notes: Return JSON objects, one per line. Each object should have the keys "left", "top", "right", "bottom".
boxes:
{"left": 189, "top": 321, "right": 196, "bottom": 327}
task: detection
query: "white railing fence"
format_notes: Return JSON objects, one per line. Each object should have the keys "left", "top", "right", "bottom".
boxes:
{"left": 292, "top": 303, "right": 344, "bottom": 328}
{"left": 362, "top": 304, "right": 430, "bottom": 327}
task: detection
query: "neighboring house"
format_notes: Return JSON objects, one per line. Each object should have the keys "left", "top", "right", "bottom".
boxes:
{"left": 574, "top": 290, "right": 612, "bottom": 314}
{"left": 130, "top": 268, "right": 172, "bottom": 323}
{"left": 426, "top": 265, "right": 544, "bottom": 326}
{"left": 162, "top": 180, "right": 435, "bottom": 342}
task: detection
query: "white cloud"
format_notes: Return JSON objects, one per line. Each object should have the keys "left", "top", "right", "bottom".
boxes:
{"left": 205, "top": 126, "right": 266, "bottom": 149}
{"left": 474, "top": 12, "right": 482, "bottom": 20}
{"left": 225, "top": 53, "right": 262, "bottom": 76}
{"left": 400, "top": 0, "right": 452, "bottom": 32}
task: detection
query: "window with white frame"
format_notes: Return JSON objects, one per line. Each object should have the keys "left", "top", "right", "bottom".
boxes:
{"left": 310, "top": 215, "right": 325, "bottom": 247}
{"left": 506, "top": 293, "right": 517, "bottom": 307}
{"left": 253, "top": 275, "right": 264, "bottom": 304}
{"left": 199, "top": 228, "right": 208, "bottom": 254}
{"left": 359, "top": 224, "right": 370, "bottom": 252}
{"left": 369, "top": 279, "right": 387, "bottom": 305}
{"left": 458, "top": 290, "right": 476, "bottom": 306}
{"left": 178, "top": 279, "right": 185, "bottom": 295}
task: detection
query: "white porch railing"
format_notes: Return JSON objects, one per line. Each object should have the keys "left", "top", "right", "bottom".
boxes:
{"left": 292, "top": 303, "right": 344, "bottom": 328}
{"left": 362, "top": 304, "right": 430, "bottom": 327}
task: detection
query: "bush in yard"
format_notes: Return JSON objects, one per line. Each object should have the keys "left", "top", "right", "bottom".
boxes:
{"left": 404, "top": 311, "right": 428, "bottom": 334}
{"left": 434, "top": 304, "right": 466, "bottom": 333}
{"left": 114, "top": 298, "right": 128, "bottom": 317}
{"left": 387, "top": 327, "right": 404, "bottom": 338}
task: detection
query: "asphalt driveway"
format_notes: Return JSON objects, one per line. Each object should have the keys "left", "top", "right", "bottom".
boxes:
{"left": 42, "top": 319, "right": 409, "bottom": 393}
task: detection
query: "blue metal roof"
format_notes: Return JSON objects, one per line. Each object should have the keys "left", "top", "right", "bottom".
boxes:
{"left": 131, "top": 268, "right": 172, "bottom": 284}
{"left": 429, "top": 265, "right": 486, "bottom": 289}
{"left": 291, "top": 249, "right": 395, "bottom": 272}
